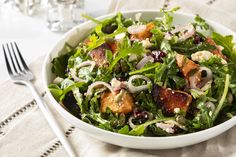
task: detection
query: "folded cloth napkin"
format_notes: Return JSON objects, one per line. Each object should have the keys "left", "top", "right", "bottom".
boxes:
{"left": 0, "top": 0, "right": 236, "bottom": 157}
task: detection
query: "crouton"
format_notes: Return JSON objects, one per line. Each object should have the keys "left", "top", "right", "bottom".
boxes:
{"left": 100, "top": 91, "right": 134, "bottom": 114}
{"left": 152, "top": 84, "right": 192, "bottom": 115}
{"left": 130, "top": 22, "right": 155, "bottom": 41}
{"left": 176, "top": 54, "right": 199, "bottom": 78}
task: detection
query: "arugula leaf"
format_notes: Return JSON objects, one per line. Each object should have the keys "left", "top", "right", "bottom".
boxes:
{"left": 135, "top": 91, "right": 158, "bottom": 114}
{"left": 129, "top": 117, "right": 174, "bottom": 136}
{"left": 146, "top": 124, "right": 171, "bottom": 136}
{"left": 48, "top": 79, "right": 85, "bottom": 103}
{"left": 229, "top": 84, "right": 236, "bottom": 96}
{"left": 51, "top": 53, "right": 71, "bottom": 78}
{"left": 109, "top": 38, "right": 145, "bottom": 71}
{"left": 87, "top": 27, "right": 127, "bottom": 51}
{"left": 161, "top": 40, "right": 172, "bottom": 52}
{"left": 188, "top": 96, "right": 213, "bottom": 130}
{"left": 171, "top": 38, "right": 216, "bottom": 55}
{"left": 212, "top": 74, "right": 230, "bottom": 121}
{"left": 129, "top": 63, "right": 160, "bottom": 75}
{"left": 81, "top": 14, "right": 102, "bottom": 24}
{"left": 150, "top": 28, "right": 164, "bottom": 49}
{"left": 212, "top": 32, "right": 236, "bottom": 63}
{"left": 194, "top": 15, "right": 210, "bottom": 30}
{"left": 61, "top": 78, "right": 74, "bottom": 89}
{"left": 154, "top": 57, "right": 180, "bottom": 88}
{"left": 118, "top": 125, "right": 130, "bottom": 134}
{"left": 48, "top": 84, "right": 63, "bottom": 101}
{"left": 87, "top": 13, "right": 127, "bottom": 50}
{"left": 190, "top": 89, "right": 208, "bottom": 99}
{"left": 105, "top": 49, "right": 113, "bottom": 63}
{"left": 59, "top": 79, "right": 86, "bottom": 102}
{"left": 51, "top": 42, "right": 75, "bottom": 78}
{"left": 72, "top": 87, "right": 85, "bottom": 113}
{"left": 160, "top": 6, "right": 180, "bottom": 30}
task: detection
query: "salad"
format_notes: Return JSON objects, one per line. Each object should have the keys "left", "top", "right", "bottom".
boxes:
{"left": 49, "top": 8, "right": 236, "bottom": 137}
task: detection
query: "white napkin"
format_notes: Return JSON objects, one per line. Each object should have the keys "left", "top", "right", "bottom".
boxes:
{"left": 0, "top": 0, "right": 236, "bottom": 157}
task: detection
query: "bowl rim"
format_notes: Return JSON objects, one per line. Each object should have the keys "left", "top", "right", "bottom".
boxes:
{"left": 42, "top": 10, "right": 236, "bottom": 141}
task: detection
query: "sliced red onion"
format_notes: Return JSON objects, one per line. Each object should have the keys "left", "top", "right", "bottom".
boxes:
{"left": 169, "top": 24, "right": 195, "bottom": 41}
{"left": 70, "top": 60, "right": 96, "bottom": 82}
{"left": 136, "top": 56, "right": 154, "bottom": 69}
{"left": 205, "top": 101, "right": 215, "bottom": 112}
{"left": 127, "top": 25, "right": 146, "bottom": 34}
{"left": 127, "top": 75, "right": 151, "bottom": 93}
{"left": 86, "top": 81, "right": 114, "bottom": 99}
{"left": 128, "top": 117, "right": 137, "bottom": 129}
{"left": 52, "top": 77, "right": 64, "bottom": 84}
{"left": 198, "top": 67, "right": 213, "bottom": 86}
{"left": 189, "top": 66, "right": 212, "bottom": 89}
{"left": 76, "top": 60, "right": 96, "bottom": 72}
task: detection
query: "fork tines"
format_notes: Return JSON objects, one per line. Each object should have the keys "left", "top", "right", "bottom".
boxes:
{"left": 3, "top": 42, "right": 33, "bottom": 81}
{"left": 3, "top": 42, "right": 28, "bottom": 75}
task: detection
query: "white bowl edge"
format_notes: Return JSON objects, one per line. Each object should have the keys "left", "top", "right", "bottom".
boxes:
{"left": 42, "top": 10, "right": 236, "bottom": 149}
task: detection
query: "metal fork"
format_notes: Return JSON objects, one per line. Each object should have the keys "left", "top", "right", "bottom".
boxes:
{"left": 3, "top": 42, "right": 77, "bottom": 157}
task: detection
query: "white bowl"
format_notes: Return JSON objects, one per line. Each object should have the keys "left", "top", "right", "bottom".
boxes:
{"left": 43, "top": 10, "right": 236, "bottom": 149}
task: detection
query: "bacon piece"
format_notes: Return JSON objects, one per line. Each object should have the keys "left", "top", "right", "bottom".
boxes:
{"left": 152, "top": 84, "right": 192, "bottom": 115}
{"left": 100, "top": 91, "right": 134, "bottom": 114}
{"left": 206, "top": 37, "right": 227, "bottom": 60}
{"left": 130, "top": 22, "right": 155, "bottom": 41}
{"left": 176, "top": 54, "right": 199, "bottom": 78}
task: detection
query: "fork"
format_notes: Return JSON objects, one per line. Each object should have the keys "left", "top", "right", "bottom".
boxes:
{"left": 3, "top": 42, "right": 77, "bottom": 157}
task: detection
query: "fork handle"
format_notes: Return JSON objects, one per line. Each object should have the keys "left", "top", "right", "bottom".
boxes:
{"left": 25, "top": 81, "right": 77, "bottom": 157}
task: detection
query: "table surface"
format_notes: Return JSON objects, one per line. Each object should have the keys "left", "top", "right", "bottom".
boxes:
{"left": 0, "top": 0, "right": 111, "bottom": 84}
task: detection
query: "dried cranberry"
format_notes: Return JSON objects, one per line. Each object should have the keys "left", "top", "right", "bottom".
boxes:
{"left": 150, "top": 50, "right": 166, "bottom": 62}
{"left": 194, "top": 34, "right": 204, "bottom": 44}
{"left": 186, "top": 106, "right": 199, "bottom": 120}
{"left": 132, "top": 108, "right": 149, "bottom": 124}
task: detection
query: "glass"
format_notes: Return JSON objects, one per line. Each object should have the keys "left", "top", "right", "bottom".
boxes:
{"left": 13, "top": 0, "right": 41, "bottom": 15}
{"left": 47, "top": 0, "right": 85, "bottom": 32}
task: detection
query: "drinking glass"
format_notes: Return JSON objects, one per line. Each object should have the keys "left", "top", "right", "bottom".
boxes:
{"left": 13, "top": 0, "right": 41, "bottom": 15}
{"left": 47, "top": 0, "right": 85, "bottom": 32}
